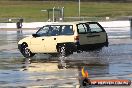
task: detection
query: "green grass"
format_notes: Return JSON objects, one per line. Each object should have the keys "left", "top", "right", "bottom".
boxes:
{"left": 0, "top": 1, "right": 132, "bottom": 22}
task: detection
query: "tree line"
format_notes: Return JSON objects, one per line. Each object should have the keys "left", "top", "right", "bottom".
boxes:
{"left": 4, "top": 0, "right": 132, "bottom": 2}
{"left": 3, "top": 0, "right": 132, "bottom": 2}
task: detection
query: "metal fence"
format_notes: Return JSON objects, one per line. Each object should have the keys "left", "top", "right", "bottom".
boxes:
{"left": 63, "top": 16, "right": 132, "bottom": 22}
{"left": 0, "top": 16, "right": 132, "bottom": 23}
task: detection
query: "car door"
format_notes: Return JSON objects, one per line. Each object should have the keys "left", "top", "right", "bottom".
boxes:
{"left": 43, "top": 25, "right": 59, "bottom": 53}
{"left": 30, "top": 26, "right": 49, "bottom": 53}
{"left": 77, "top": 22, "right": 107, "bottom": 45}
{"left": 57, "top": 25, "right": 74, "bottom": 43}
{"left": 77, "top": 23, "right": 90, "bottom": 45}
{"left": 87, "top": 22, "right": 107, "bottom": 44}
{"left": 30, "top": 37, "right": 45, "bottom": 53}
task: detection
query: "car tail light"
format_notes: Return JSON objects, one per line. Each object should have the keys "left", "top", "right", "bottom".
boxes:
{"left": 74, "top": 36, "right": 79, "bottom": 41}
{"left": 74, "top": 36, "right": 80, "bottom": 45}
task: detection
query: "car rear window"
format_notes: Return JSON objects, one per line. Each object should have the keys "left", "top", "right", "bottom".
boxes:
{"left": 89, "top": 23, "right": 103, "bottom": 32}
{"left": 77, "top": 22, "right": 104, "bottom": 34}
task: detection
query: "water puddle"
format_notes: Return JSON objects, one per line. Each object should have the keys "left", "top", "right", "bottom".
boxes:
{"left": 0, "top": 29, "right": 132, "bottom": 87}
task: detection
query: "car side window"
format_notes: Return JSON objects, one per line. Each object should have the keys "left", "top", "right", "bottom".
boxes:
{"left": 60, "top": 25, "right": 73, "bottom": 35}
{"left": 36, "top": 26, "right": 60, "bottom": 36}
{"left": 48, "top": 26, "right": 60, "bottom": 36}
{"left": 77, "top": 24, "right": 87, "bottom": 34}
{"left": 89, "top": 23, "right": 103, "bottom": 32}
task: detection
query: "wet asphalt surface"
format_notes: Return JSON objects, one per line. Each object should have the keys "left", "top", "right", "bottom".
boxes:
{"left": 0, "top": 28, "right": 132, "bottom": 88}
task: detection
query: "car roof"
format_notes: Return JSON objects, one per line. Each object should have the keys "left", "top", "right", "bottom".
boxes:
{"left": 44, "top": 21, "right": 98, "bottom": 27}
{"left": 46, "top": 22, "right": 80, "bottom": 25}
{"left": 46, "top": 21, "right": 96, "bottom": 25}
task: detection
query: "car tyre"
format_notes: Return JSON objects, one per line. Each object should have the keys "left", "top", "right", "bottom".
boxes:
{"left": 21, "top": 43, "right": 35, "bottom": 58}
{"left": 58, "top": 45, "right": 67, "bottom": 57}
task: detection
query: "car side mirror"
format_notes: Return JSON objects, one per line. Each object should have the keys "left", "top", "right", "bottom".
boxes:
{"left": 32, "top": 34, "right": 38, "bottom": 37}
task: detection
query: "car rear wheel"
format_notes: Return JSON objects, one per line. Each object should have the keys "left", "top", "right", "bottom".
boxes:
{"left": 58, "top": 44, "right": 74, "bottom": 57}
{"left": 21, "top": 43, "right": 35, "bottom": 58}
{"left": 59, "top": 46, "right": 66, "bottom": 57}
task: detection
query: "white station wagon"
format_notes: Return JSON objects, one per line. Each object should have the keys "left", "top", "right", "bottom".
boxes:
{"left": 18, "top": 22, "right": 108, "bottom": 58}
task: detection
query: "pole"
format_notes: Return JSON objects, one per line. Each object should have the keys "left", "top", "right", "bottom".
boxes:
{"left": 53, "top": 7, "right": 55, "bottom": 22}
{"left": 62, "top": 7, "right": 64, "bottom": 22}
{"left": 79, "top": 0, "right": 80, "bottom": 17}
{"left": 130, "top": 18, "right": 132, "bottom": 38}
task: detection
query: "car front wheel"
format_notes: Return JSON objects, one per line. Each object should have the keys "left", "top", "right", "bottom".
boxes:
{"left": 21, "top": 43, "right": 35, "bottom": 58}
{"left": 58, "top": 44, "right": 75, "bottom": 57}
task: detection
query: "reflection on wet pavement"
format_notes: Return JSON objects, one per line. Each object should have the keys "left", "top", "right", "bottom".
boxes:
{"left": 0, "top": 29, "right": 132, "bottom": 87}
